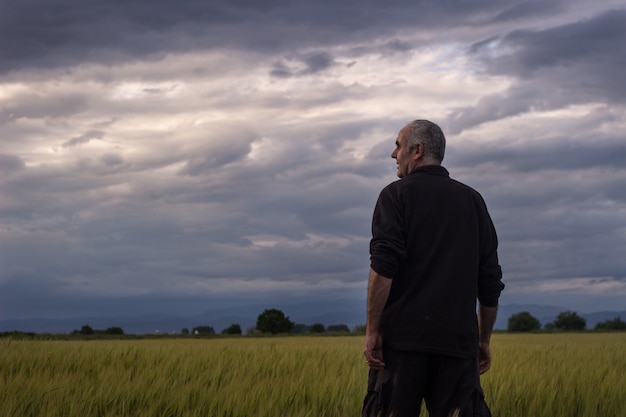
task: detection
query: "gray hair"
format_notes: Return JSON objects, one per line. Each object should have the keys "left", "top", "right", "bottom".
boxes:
{"left": 405, "top": 120, "right": 446, "bottom": 163}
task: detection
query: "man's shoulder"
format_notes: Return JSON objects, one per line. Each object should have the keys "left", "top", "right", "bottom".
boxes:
{"left": 448, "top": 177, "right": 485, "bottom": 199}
{"left": 379, "top": 176, "right": 412, "bottom": 196}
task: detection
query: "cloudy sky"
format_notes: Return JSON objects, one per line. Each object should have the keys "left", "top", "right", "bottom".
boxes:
{"left": 2, "top": 0, "right": 625, "bottom": 322}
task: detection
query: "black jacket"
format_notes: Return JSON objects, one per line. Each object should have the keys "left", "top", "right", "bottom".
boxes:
{"left": 370, "top": 165, "right": 504, "bottom": 358}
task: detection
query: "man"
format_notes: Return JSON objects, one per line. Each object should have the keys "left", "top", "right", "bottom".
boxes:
{"left": 362, "top": 120, "right": 504, "bottom": 417}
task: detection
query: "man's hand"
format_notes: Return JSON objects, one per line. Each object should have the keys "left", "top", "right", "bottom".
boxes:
{"left": 478, "top": 303, "right": 498, "bottom": 374}
{"left": 478, "top": 342, "right": 491, "bottom": 374}
{"left": 364, "top": 330, "right": 385, "bottom": 369}
{"left": 364, "top": 269, "right": 391, "bottom": 369}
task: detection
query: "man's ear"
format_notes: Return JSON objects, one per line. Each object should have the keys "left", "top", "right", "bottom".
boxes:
{"left": 412, "top": 143, "right": 424, "bottom": 160}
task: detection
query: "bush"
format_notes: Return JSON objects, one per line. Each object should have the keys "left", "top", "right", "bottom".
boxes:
{"left": 595, "top": 316, "right": 626, "bottom": 331}
{"left": 507, "top": 312, "right": 541, "bottom": 332}
{"left": 192, "top": 326, "right": 215, "bottom": 335}
{"left": 310, "top": 323, "right": 326, "bottom": 333}
{"left": 327, "top": 324, "right": 350, "bottom": 333}
{"left": 76, "top": 325, "right": 93, "bottom": 335}
{"left": 105, "top": 327, "right": 124, "bottom": 335}
{"left": 221, "top": 324, "right": 242, "bottom": 335}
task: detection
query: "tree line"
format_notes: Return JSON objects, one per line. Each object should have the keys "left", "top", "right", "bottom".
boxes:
{"left": 186, "top": 309, "right": 626, "bottom": 336}
{"left": 507, "top": 311, "right": 626, "bottom": 332}
{"left": 180, "top": 309, "right": 357, "bottom": 336}
{"left": 4, "top": 308, "right": 624, "bottom": 338}
{"left": 71, "top": 325, "right": 124, "bottom": 335}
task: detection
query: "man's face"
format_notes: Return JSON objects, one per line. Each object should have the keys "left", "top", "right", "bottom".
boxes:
{"left": 391, "top": 127, "right": 414, "bottom": 178}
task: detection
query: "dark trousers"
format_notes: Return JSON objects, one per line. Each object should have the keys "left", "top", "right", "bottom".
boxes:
{"left": 362, "top": 348, "right": 491, "bottom": 417}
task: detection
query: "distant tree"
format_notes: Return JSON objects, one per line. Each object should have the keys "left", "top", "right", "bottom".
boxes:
{"left": 310, "top": 323, "right": 326, "bottom": 333}
{"left": 594, "top": 316, "right": 626, "bottom": 331}
{"left": 507, "top": 312, "right": 541, "bottom": 332}
{"left": 104, "top": 326, "right": 124, "bottom": 335}
{"left": 553, "top": 311, "right": 586, "bottom": 331}
{"left": 222, "top": 323, "right": 242, "bottom": 335}
{"left": 327, "top": 324, "right": 350, "bottom": 333}
{"left": 181, "top": 328, "right": 190, "bottom": 335}
{"left": 79, "top": 325, "right": 94, "bottom": 335}
{"left": 192, "top": 326, "right": 215, "bottom": 335}
{"left": 256, "top": 309, "right": 294, "bottom": 334}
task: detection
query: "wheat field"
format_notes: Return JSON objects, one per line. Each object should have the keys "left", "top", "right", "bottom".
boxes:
{"left": 1, "top": 333, "right": 624, "bottom": 416}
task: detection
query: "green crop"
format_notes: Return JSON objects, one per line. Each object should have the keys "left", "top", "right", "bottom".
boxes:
{"left": 1, "top": 333, "right": 624, "bottom": 416}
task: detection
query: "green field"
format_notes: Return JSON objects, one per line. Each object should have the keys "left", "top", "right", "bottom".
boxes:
{"left": 2, "top": 333, "right": 624, "bottom": 416}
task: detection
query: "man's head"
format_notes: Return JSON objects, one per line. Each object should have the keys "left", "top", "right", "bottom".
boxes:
{"left": 391, "top": 119, "right": 446, "bottom": 178}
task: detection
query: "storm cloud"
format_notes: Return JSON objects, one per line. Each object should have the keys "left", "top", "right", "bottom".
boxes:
{"left": 1, "top": 0, "right": 625, "bottom": 322}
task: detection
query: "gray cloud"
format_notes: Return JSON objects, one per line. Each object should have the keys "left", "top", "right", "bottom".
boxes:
{"left": 178, "top": 132, "right": 257, "bottom": 176}
{"left": 2, "top": 0, "right": 625, "bottom": 322}
{"left": 62, "top": 130, "right": 105, "bottom": 148}
{"left": 0, "top": 154, "right": 26, "bottom": 176}
{"left": 448, "top": 9, "right": 626, "bottom": 132}
{"left": 482, "top": 9, "right": 626, "bottom": 80}
{"left": 1, "top": 0, "right": 570, "bottom": 75}
{"left": 270, "top": 52, "right": 336, "bottom": 78}
{"left": 1, "top": 91, "right": 88, "bottom": 123}
{"left": 489, "top": 0, "right": 564, "bottom": 22}
{"left": 447, "top": 9, "right": 626, "bottom": 133}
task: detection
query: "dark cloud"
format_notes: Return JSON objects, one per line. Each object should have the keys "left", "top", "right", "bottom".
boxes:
{"left": 302, "top": 52, "right": 335, "bottom": 73}
{"left": 1, "top": 0, "right": 564, "bottom": 74}
{"left": 0, "top": 0, "right": 238, "bottom": 73}
{"left": 483, "top": 9, "right": 626, "bottom": 79}
{"left": 447, "top": 8, "right": 626, "bottom": 133}
{"left": 270, "top": 51, "right": 336, "bottom": 78}
{"left": 450, "top": 134, "right": 626, "bottom": 173}
{"left": 2, "top": 0, "right": 625, "bottom": 322}
{"left": 489, "top": 0, "right": 563, "bottom": 22}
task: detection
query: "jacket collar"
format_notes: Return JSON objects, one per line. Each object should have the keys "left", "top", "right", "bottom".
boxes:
{"left": 408, "top": 164, "right": 449, "bottom": 178}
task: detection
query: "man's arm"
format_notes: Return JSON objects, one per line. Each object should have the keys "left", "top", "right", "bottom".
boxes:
{"left": 478, "top": 303, "right": 498, "bottom": 374}
{"left": 364, "top": 268, "right": 392, "bottom": 369}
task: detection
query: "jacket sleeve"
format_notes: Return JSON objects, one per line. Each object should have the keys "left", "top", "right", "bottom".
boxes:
{"left": 370, "top": 186, "right": 406, "bottom": 279}
{"left": 476, "top": 198, "right": 504, "bottom": 307}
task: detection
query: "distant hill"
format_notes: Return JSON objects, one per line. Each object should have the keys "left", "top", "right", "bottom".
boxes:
{"left": 1, "top": 304, "right": 624, "bottom": 334}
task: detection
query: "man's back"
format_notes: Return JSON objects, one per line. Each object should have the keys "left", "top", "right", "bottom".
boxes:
{"left": 370, "top": 165, "right": 502, "bottom": 358}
